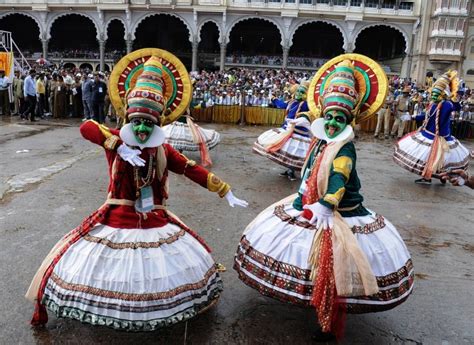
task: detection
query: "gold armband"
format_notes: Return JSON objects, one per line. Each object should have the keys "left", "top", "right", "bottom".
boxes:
{"left": 333, "top": 156, "right": 353, "bottom": 181}
{"left": 323, "top": 187, "right": 345, "bottom": 207}
{"left": 104, "top": 135, "right": 120, "bottom": 150}
{"left": 207, "top": 173, "right": 231, "bottom": 198}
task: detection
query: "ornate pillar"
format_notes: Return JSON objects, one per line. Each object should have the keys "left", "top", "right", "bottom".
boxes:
{"left": 126, "top": 39, "right": 133, "bottom": 54}
{"left": 191, "top": 41, "right": 198, "bottom": 72}
{"left": 282, "top": 46, "right": 290, "bottom": 69}
{"left": 41, "top": 39, "right": 49, "bottom": 60}
{"left": 219, "top": 42, "right": 226, "bottom": 71}
{"left": 99, "top": 40, "right": 105, "bottom": 72}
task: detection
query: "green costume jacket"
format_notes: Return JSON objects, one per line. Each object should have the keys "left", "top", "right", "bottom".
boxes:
{"left": 293, "top": 140, "right": 370, "bottom": 217}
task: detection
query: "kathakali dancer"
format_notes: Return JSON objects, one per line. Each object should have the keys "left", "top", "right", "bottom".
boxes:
{"left": 162, "top": 109, "right": 220, "bottom": 167}
{"left": 234, "top": 54, "right": 414, "bottom": 338}
{"left": 26, "top": 49, "right": 247, "bottom": 331}
{"left": 393, "top": 70, "right": 470, "bottom": 185}
{"left": 253, "top": 82, "right": 312, "bottom": 181}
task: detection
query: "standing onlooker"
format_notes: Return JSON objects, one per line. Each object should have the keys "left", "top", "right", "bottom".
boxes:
{"left": 53, "top": 76, "right": 67, "bottom": 119}
{"left": 81, "top": 74, "right": 93, "bottom": 121}
{"left": 374, "top": 88, "right": 394, "bottom": 139}
{"left": 0, "top": 70, "right": 11, "bottom": 116}
{"left": 12, "top": 71, "right": 24, "bottom": 115}
{"left": 22, "top": 69, "right": 37, "bottom": 121}
{"left": 49, "top": 74, "right": 58, "bottom": 117}
{"left": 90, "top": 73, "right": 107, "bottom": 124}
{"left": 457, "top": 100, "right": 472, "bottom": 139}
{"left": 36, "top": 73, "right": 46, "bottom": 119}
{"left": 72, "top": 74, "right": 83, "bottom": 118}
{"left": 391, "top": 86, "right": 411, "bottom": 139}
{"left": 63, "top": 71, "right": 74, "bottom": 116}
{"left": 412, "top": 95, "right": 426, "bottom": 128}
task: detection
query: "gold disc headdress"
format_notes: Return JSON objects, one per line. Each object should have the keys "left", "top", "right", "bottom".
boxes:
{"left": 109, "top": 48, "right": 192, "bottom": 126}
{"left": 308, "top": 53, "right": 388, "bottom": 123}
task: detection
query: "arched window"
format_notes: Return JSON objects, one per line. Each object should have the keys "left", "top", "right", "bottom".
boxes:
{"left": 466, "top": 69, "right": 474, "bottom": 75}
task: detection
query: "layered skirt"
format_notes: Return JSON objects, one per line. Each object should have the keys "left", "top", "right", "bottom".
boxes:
{"left": 253, "top": 128, "right": 311, "bottom": 170}
{"left": 40, "top": 222, "right": 222, "bottom": 331}
{"left": 393, "top": 131, "right": 470, "bottom": 178}
{"left": 234, "top": 199, "right": 414, "bottom": 314}
{"left": 163, "top": 122, "right": 220, "bottom": 152}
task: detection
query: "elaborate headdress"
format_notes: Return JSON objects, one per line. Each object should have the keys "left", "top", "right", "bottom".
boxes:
{"left": 126, "top": 56, "right": 166, "bottom": 124}
{"left": 308, "top": 53, "right": 388, "bottom": 124}
{"left": 431, "top": 70, "right": 458, "bottom": 101}
{"left": 290, "top": 80, "right": 309, "bottom": 96}
{"left": 320, "top": 60, "right": 359, "bottom": 124}
{"left": 109, "top": 48, "right": 191, "bottom": 126}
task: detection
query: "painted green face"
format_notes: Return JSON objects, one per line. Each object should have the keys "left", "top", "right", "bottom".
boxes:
{"left": 294, "top": 86, "right": 307, "bottom": 101}
{"left": 431, "top": 87, "right": 443, "bottom": 102}
{"left": 324, "top": 110, "right": 347, "bottom": 139}
{"left": 131, "top": 118, "right": 155, "bottom": 144}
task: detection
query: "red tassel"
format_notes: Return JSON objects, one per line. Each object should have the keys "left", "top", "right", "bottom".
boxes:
{"left": 310, "top": 229, "right": 347, "bottom": 339}
{"left": 332, "top": 299, "right": 347, "bottom": 340}
{"left": 31, "top": 302, "right": 48, "bottom": 326}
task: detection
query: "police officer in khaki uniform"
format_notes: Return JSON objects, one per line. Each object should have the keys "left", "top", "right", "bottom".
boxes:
{"left": 374, "top": 87, "right": 395, "bottom": 139}
{"left": 391, "top": 86, "right": 411, "bottom": 139}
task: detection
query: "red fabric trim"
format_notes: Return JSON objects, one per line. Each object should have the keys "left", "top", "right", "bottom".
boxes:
{"left": 31, "top": 205, "right": 110, "bottom": 326}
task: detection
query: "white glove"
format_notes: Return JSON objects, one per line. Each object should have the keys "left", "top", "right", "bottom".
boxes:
{"left": 224, "top": 190, "right": 248, "bottom": 208}
{"left": 303, "top": 202, "right": 334, "bottom": 230}
{"left": 289, "top": 117, "right": 310, "bottom": 128}
{"left": 117, "top": 143, "right": 146, "bottom": 167}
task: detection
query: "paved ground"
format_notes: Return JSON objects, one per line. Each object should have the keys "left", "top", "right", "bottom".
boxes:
{"left": 0, "top": 116, "right": 473, "bottom": 345}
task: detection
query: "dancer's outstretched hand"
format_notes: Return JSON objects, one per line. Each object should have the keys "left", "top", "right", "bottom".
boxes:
{"left": 225, "top": 190, "right": 248, "bottom": 208}
{"left": 303, "top": 202, "right": 334, "bottom": 229}
{"left": 117, "top": 144, "right": 146, "bottom": 167}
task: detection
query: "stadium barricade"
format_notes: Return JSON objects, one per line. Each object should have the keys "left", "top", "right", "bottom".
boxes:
{"left": 191, "top": 105, "right": 242, "bottom": 124}
{"left": 245, "top": 107, "right": 286, "bottom": 125}
{"left": 190, "top": 105, "right": 422, "bottom": 134}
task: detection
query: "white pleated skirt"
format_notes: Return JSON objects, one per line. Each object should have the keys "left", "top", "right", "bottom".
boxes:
{"left": 163, "top": 122, "right": 220, "bottom": 152}
{"left": 253, "top": 128, "right": 311, "bottom": 170}
{"left": 42, "top": 223, "right": 222, "bottom": 331}
{"left": 393, "top": 131, "right": 470, "bottom": 177}
{"left": 234, "top": 199, "right": 414, "bottom": 314}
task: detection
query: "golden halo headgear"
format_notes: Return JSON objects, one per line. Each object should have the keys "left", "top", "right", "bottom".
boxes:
{"left": 308, "top": 53, "right": 388, "bottom": 123}
{"left": 109, "top": 48, "right": 192, "bottom": 126}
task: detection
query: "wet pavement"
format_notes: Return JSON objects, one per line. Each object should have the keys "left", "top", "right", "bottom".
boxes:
{"left": 0, "top": 116, "right": 473, "bottom": 344}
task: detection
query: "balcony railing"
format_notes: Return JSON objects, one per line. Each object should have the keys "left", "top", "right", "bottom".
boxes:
{"left": 428, "top": 48, "right": 462, "bottom": 57}
{"left": 431, "top": 29, "right": 466, "bottom": 38}
{"left": 0, "top": 0, "right": 415, "bottom": 12}
{"left": 433, "top": 6, "right": 469, "bottom": 16}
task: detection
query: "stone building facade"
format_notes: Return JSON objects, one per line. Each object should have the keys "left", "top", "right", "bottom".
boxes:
{"left": 0, "top": 0, "right": 473, "bottom": 84}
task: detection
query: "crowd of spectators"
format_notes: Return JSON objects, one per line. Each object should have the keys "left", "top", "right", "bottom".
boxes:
{"left": 19, "top": 49, "right": 125, "bottom": 64}
{"left": 190, "top": 68, "right": 314, "bottom": 107}
{"left": 225, "top": 55, "right": 327, "bottom": 68}
{"left": 0, "top": 66, "right": 115, "bottom": 124}
{"left": 1, "top": 61, "right": 473, "bottom": 139}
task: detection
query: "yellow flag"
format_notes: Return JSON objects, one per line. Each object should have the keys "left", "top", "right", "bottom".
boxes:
{"left": 0, "top": 52, "right": 13, "bottom": 77}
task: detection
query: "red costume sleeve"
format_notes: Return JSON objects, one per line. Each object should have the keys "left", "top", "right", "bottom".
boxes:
{"left": 80, "top": 120, "right": 122, "bottom": 150}
{"left": 80, "top": 120, "right": 122, "bottom": 169}
{"left": 165, "top": 144, "right": 231, "bottom": 196}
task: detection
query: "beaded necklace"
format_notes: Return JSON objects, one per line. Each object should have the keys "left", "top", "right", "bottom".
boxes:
{"left": 133, "top": 153, "right": 156, "bottom": 198}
